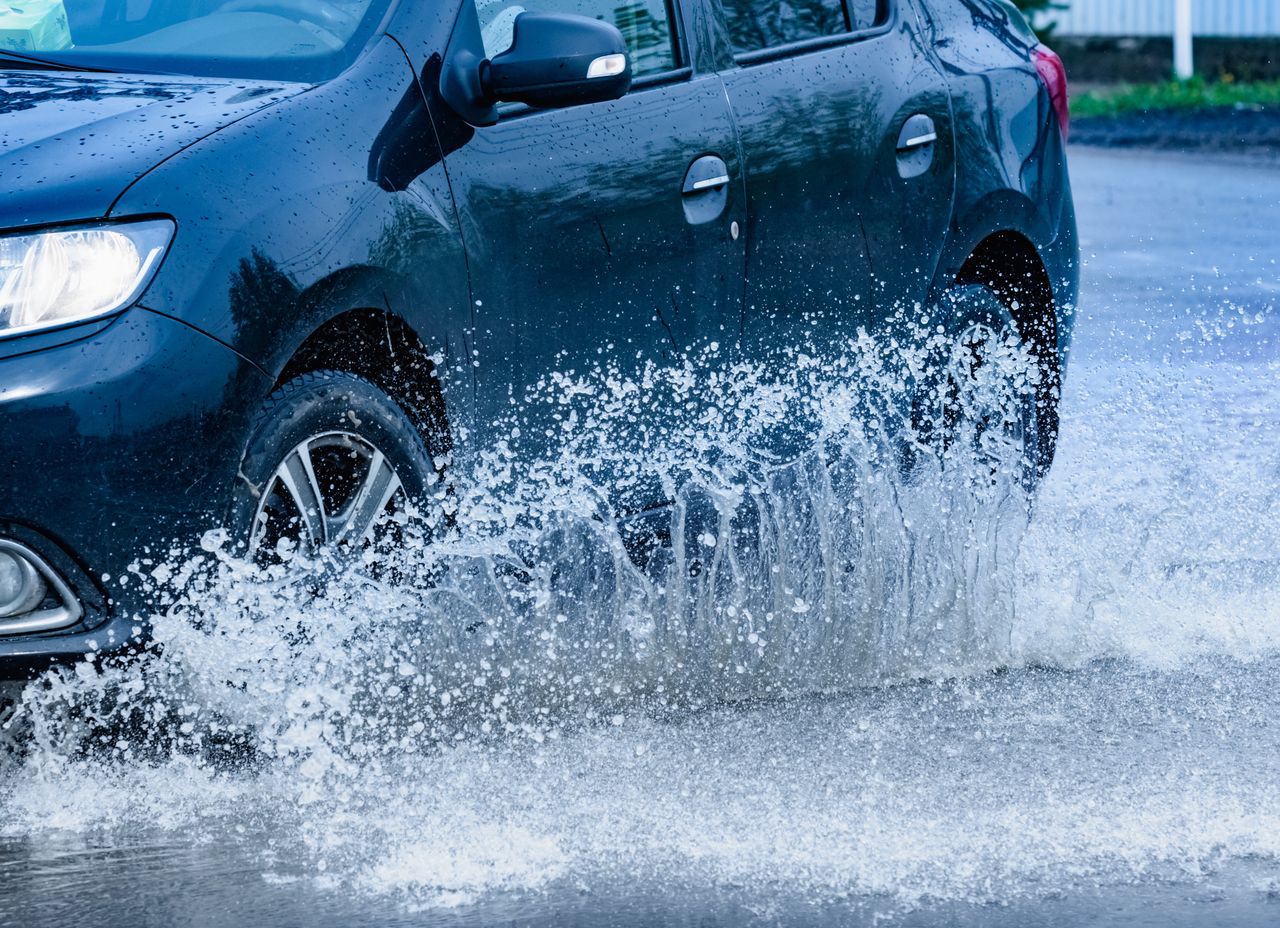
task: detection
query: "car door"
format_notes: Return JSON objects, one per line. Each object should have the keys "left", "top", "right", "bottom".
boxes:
{"left": 420, "top": 0, "right": 745, "bottom": 505}
{"left": 713, "top": 0, "right": 956, "bottom": 349}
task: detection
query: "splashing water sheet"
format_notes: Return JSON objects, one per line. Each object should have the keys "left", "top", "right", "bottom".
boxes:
{"left": 3, "top": 149, "right": 1280, "bottom": 927}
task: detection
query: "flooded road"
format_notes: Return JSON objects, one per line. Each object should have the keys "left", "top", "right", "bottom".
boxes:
{"left": 7, "top": 660, "right": 1280, "bottom": 927}
{"left": 4, "top": 147, "right": 1280, "bottom": 927}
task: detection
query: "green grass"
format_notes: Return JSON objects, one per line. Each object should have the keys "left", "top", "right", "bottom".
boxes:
{"left": 1072, "top": 78, "right": 1280, "bottom": 118}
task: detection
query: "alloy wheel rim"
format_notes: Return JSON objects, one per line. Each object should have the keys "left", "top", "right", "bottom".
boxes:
{"left": 250, "top": 431, "right": 406, "bottom": 562}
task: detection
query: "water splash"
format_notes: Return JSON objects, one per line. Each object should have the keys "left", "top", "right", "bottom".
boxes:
{"left": 4, "top": 315, "right": 1279, "bottom": 918}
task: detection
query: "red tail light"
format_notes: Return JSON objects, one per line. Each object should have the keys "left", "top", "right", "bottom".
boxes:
{"left": 1033, "top": 45, "right": 1070, "bottom": 141}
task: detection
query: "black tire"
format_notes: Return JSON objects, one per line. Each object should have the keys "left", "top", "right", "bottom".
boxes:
{"left": 229, "top": 370, "right": 444, "bottom": 563}
{"left": 911, "top": 283, "right": 1053, "bottom": 493}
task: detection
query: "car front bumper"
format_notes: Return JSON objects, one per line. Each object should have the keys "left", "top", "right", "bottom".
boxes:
{"left": 0, "top": 308, "right": 268, "bottom": 680}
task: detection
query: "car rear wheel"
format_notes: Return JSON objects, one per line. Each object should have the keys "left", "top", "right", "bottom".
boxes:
{"left": 231, "top": 370, "right": 443, "bottom": 565}
{"left": 912, "top": 283, "right": 1050, "bottom": 493}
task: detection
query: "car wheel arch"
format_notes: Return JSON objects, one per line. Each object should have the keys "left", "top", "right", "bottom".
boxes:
{"left": 273, "top": 307, "right": 453, "bottom": 462}
{"left": 953, "top": 231, "right": 1057, "bottom": 360}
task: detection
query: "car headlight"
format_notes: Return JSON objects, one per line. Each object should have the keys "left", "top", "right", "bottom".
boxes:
{"left": 0, "top": 219, "right": 175, "bottom": 338}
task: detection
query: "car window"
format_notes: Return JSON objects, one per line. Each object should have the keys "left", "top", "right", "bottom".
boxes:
{"left": 477, "top": 0, "right": 678, "bottom": 77}
{"left": 720, "top": 0, "right": 888, "bottom": 55}
{"left": 848, "top": 0, "right": 886, "bottom": 30}
{"left": 720, "top": 0, "right": 847, "bottom": 54}
{"left": 0, "top": 0, "right": 391, "bottom": 81}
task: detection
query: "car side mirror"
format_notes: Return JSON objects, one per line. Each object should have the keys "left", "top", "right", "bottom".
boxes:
{"left": 483, "top": 12, "right": 632, "bottom": 108}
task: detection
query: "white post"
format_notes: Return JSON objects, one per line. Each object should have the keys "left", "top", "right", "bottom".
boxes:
{"left": 1174, "top": 0, "right": 1195, "bottom": 80}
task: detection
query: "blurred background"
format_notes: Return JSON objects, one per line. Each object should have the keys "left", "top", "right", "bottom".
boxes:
{"left": 1015, "top": 0, "right": 1280, "bottom": 155}
{"left": 1027, "top": 0, "right": 1279, "bottom": 81}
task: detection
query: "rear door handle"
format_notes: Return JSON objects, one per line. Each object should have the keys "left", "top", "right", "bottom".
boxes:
{"left": 895, "top": 114, "right": 939, "bottom": 179}
{"left": 897, "top": 114, "right": 938, "bottom": 152}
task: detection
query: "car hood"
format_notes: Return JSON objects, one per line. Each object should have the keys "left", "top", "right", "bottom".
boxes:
{"left": 0, "top": 71, "right": 304, "bottom": 230}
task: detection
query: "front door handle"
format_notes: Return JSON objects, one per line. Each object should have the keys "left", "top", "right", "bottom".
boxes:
{"left": 682, "top": 154, "right": 731, "bottom": 195}
{"left": 681, "top": 154, "right": 732, "bottom": 225}
{"left": 686, "top": 172, "right": 731, "bottom": 193}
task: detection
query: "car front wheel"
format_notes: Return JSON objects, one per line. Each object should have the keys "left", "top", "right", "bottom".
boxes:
{"left": 230, "top": 370, "right": 442, "bottom": 565}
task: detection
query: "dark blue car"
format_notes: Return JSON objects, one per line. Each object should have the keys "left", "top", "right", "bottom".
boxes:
{"left": 0, "top": 0, "right": 1076, "bottom": 678}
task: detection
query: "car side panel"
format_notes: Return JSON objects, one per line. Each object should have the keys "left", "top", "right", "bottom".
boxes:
{"left": 111, "top": 37, "right": 476, "bottom": 450}
{"left": 909, "top": 0, "right": 1078, "bottom": 355}
{"left": 710, "top": 2, "right": 957, "bottom": 351}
